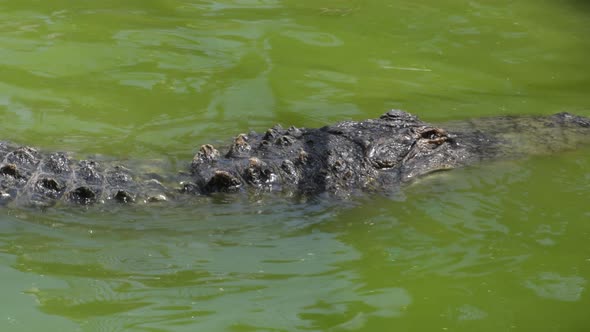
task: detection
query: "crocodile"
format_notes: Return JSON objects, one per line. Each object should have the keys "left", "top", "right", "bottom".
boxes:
{"left": 1, "top": 110, "right": 589, "bottom": 207}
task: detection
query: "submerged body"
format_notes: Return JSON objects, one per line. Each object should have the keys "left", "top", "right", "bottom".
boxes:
{"left": 1, "top": 110, "right": 589, "bottom": 207}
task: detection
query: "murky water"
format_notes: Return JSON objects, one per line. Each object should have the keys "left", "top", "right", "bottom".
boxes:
{"left": 0, "top": 1, "right": 589, "bottom": 331}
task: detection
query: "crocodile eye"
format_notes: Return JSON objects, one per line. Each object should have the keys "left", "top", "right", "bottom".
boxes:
{"left": 418, "top": 127, "right": 448, "bottom": 144}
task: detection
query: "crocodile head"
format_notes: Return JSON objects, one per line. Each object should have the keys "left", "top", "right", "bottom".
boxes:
{"left": 346, "top": 111, "right": 474, "bottom": 190}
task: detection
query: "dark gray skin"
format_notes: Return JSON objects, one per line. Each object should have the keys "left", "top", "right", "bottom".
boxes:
{"left": 0, "top": 143, "right": 172, "bottom": 207}
{"left": 188, "top": 110, "right": 590, "bottom": 197}
{"left": 1, "top": 110, "right": 589, "bottom": 207}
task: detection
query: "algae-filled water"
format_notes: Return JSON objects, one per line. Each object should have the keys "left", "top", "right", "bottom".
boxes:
{"left": 1, "top": 1, "right": 590, "bottom": 331}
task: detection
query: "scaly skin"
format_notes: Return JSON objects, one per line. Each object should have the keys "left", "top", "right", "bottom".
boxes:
{"left": 1, "top": 110, "right": 589, "bottom": 207}
{"left": 187, "top": 110, "right": 590, "bottom": 197}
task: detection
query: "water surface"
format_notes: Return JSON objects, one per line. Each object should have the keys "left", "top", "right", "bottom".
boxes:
{"left": 0, "top": 0, "right": 589, "bottom": 331}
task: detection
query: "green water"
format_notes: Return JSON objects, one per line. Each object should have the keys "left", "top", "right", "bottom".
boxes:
{"left": 1, "top": 0, "right": 589, "bottom": 331}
